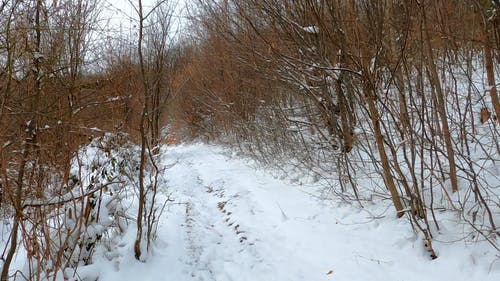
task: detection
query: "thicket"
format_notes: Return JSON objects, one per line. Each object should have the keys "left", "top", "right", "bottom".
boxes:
{"left": 0, "top": 0, "right": 499, "bottom": 279}
{"left": 0, "top": 0, "right": 177, "bottom": 279}
{"left": 172, "top": 0, "right": 500, "bottom": 259}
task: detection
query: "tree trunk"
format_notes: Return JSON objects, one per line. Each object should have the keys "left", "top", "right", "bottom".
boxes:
{"left": 134, "top": 0, "right": 147, "bottom": 260}
{"left": 484, "top": 27, "right": 500, "bottom": 123}
{"left": 422, "top": 4, "right": 459, "bottom": 193}
{"left": 364, "top": 80, "right": 405, "bottom": 217}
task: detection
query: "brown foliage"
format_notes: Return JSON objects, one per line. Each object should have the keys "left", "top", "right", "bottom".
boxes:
{"left": 480, "top": 107, "right": 491, "bottom": 123}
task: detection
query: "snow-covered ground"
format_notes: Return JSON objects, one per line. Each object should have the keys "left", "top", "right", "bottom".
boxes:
{"left": 75, "top": 143, "right": 499, "bottom": 281}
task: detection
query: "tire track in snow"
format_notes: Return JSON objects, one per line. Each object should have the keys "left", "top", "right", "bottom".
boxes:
{"left": 167, "top": 146, "right": 331, "bottom": 281}
{"left": 176, "top": 159, "right": 262, "bottom": 281}
{"left": 179, "top": 161, "right": 218, "bottom": 281}
{"left": 206, "top": 184, "right": 253, "bottom": 245}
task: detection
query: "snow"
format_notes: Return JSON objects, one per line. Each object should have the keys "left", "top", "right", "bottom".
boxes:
{"left": 73, "top": 143, "right": 499, "bottom": 281}
{"left": 1, "top": 141, "right": 498, "bottom": 280}
{"left": 34, "top": 52, "right": 44, "bottom": 59}
{"left": 303, "top": 26, "right": 319, "bottom": 34}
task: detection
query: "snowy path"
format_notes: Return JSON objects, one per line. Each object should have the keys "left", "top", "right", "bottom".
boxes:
{"left": 97, "top": 144, "right": 499, "bottom": 281}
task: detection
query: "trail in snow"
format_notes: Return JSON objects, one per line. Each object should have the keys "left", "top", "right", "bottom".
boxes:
{"left": 96, "top": 144, "right": 499, "bottom": 281}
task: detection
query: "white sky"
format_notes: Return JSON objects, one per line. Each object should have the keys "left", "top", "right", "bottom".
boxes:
{"left": 78, "top": 0, "right": 187, "bottom": 70}
{"left": 101, "top": 0, "right": 186, "bottom": 30}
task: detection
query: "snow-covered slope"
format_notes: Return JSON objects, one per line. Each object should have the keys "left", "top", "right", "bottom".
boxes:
{"left": 84, "top": 143, "right": 499, "bottom": 281}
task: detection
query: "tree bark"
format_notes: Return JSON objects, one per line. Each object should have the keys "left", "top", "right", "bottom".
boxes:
{"left": 364, "top": 80, "right": 405, "bottom": 217}
{"left": 134, "top": 0, "right": 147, "bottom": 261}
{"left": 484, "top": 27, "right": 500, "bottom": 123}
{"left": 422, "top": 3, "right": 459, "bottom": 193}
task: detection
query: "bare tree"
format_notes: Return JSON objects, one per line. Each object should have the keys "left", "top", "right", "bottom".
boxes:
{"left": 131, "top": 0, "right": 173, "bottom": 261}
